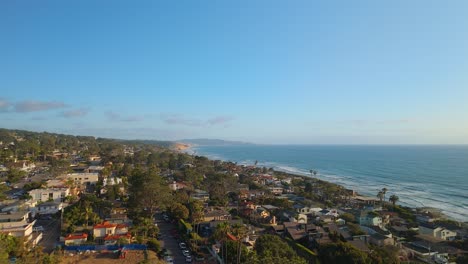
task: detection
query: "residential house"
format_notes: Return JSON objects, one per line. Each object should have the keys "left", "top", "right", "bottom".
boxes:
{"left": 0, "top": 211, "right": 42, "bottom": 246}
{"left": 238, "top": 189, "right": 249, "bottom": 200}
{"left": 284, "top": 222, "right": 319, "bottom": 241}
{"left": 335, "top": 218, "right": 346, "bottom": 226}
{"left": 248, "top": 190, "right": 266, "bottom": 199}
{"left": 36, "top": 201, "right": 63, "bottom": 215}
{"left": 67, "top": 173, "right": 99, "bottom": 186}
{"left": 0, "top": 199, "right": 36, "bottom": 213}
{"left": 203, "top": 208, "right": 231, "bottom": 222}
{"left": 326, "top": 223, "right": 352, "bottom": 241}
{"left": 19, "top": 161, "right": 36, "bottom": 172}
{"left": 64, "top": 233, "right": 88, "bottom": 245}
{"left": 369, "top": 233, "right": 395, "bottom": 246}
{"left": 103, "top": 176, "right": 123, "bottom": 187}
{"left": 87, "top": 166, "right": 104, "bottom": 173}
{"left": 268, "top": 187, "right": 284, "bottom": 196}
{"left": 359, "top": 211, "right": 383, "bottom": 227}
{"left": 93, "top": 221, "right": 131, "bottom": 245}
{"left": 29, "top": 188, "right": 70, "bottom": 203}
{"left": 295, "top": 205, "right": 322, "bottom": 215}
{"left": 169, "top": 181, "right": 188, "bottom": 191}
{"left": 419, "top": 224, "right": 457, "bottom": 241}
{"left": 191, "top": 189, "right": 210, "bottom": 202}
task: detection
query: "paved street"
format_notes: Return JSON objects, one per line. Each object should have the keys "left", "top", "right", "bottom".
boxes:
{"left": 156, "top": 213, "right": 187, "bottom": 264}
{"left": 35, "top": 217, "right": 60, "bottom": 253}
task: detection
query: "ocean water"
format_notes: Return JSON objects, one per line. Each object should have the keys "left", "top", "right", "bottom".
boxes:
{"left": 191, "top": 145, "right": 468, "bottom": 222}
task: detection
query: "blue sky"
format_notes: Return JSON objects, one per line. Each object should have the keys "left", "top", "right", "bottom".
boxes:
{"left": 1, "top": 1, "right": 468, "bottom": 144}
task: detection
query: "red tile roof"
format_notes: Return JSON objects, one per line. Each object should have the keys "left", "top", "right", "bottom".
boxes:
{"left": 226, "top": 232, "right": 237, "bottom": 241}
{"left": 65, "top": 233, "right": 88, "bottom": 240}
{"left": 94, "top": 221, "right": 117, "bottom": 229}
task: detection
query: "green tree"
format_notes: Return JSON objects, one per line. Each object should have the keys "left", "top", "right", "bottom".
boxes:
{"left": 377, "top": 191, "right": 384, "bottom": 205}
{"left": 169, "top": 202, "right": 189, "bottom": 220}
{"left": 128, "top": 167, "right": 171, "bottom": 216}
{"left": 389, "top": 195, "right": 399, "bottom": 208}
{"left": 319, "top": 242, "right": 369, "bottom": 264}
{"left": 7, "top": 168, "right": 26, "bottom": 183}
{"left": 382, "top": 188, "right": 388, "bottom": 203}
{"left": 254, "top": 234, "right": 307, "bottom": 264}
{"left": 369, "top": 245, "right": 400, "bottom": 264}
{"left": 0, "top": 233, "right": 19, "bottom": 261}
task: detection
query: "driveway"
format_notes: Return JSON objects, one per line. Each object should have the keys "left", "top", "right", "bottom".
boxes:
{"left": 156, "top": 213, "right": 187, "bottom": 264}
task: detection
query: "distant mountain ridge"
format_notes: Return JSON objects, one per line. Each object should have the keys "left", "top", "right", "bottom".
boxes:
{"left": 179, "top": 138, "right": 253, "bottom": 146}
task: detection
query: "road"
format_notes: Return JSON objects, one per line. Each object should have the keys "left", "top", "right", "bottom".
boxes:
{"left": 35, "top": 217, "right": 60, "bottom": 253}
{"left": 156, "top": 213, "right": 187, "bottom": 264}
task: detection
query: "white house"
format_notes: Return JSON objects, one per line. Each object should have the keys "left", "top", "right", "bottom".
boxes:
{"left": 103, "top": 176, "right": 123, "bottom": 187}
{"left": 419, "top": 224, "right": 457, "bottom": 241}
{"left": 93, "top": 221, "right": 131, "bottom": 245}
{"left": 36, "top": 201, "right": 63, "bottom": 215}
{"left": 0, "top": 211, "right": 42, "bottom": 246}
{"left": 359, "top": 211, "right": 383, "bottom": 227}
{"left": 296, "top": 206, "right": 323, "bottom": 215}
{"left": 29, "top": 188, "right": 70, "bottom": 203}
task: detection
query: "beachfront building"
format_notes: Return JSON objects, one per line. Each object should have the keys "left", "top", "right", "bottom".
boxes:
{"left": 29, "top": 187, "right": 70, "bottom": 203}
{"left": 419, "top": 224, "right": 457, "bottom": 241}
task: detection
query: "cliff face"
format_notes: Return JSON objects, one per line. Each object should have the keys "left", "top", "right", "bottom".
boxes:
{"left": 172, "top": 143, "right": 191, "bottom": 151}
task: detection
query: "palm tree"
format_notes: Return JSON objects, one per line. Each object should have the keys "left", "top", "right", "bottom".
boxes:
{"left": 389, "top": 195, "right": 399, "bottom": 208}
{"left": 214, "top": 222, "right": 231, "bottom": 263}
{"left": 381, "top": 188, "right": 388, "bottom": 203}
{"left": 377, "top": 191, "right": 384, "bottom": 206}
{"left": 231, "top": 224, "right": 248, "bottom": 264}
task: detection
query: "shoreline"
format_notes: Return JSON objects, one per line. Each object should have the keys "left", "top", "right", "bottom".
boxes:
{"left": 183, "top": 145, "right": 465, "bottom": 223}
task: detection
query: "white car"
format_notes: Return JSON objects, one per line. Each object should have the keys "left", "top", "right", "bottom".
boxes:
{"left": 33, "top": 226, "right": 44, "bottom": 232}
{"left": 179, "top": 242, "right": 187, "bottom": 249}
{"left": 182, "top": 249, "right": 190, "bottom": 257}
{"left": 164, "top": 256, "right": 174, "bottom": 264}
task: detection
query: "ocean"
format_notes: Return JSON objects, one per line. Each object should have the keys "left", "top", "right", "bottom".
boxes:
{"left": 190, "top": 145, "right": 468, "bottom": 222}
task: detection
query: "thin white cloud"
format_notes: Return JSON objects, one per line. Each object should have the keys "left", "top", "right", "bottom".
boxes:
{"left": 207, "top": 116, "right": 234, "bottom": 125}
{"left": 161, "top": 114, "right": 234, "bottom": 127}
{"left": 14, "top": 100, "right": 67, "bottom": 112}
{"left": 0, "top": 98, "right": 11, "bottom": 112}
{"left": 105, "top": 111, "right": 143, "bottom": 122}
{"left": 60, "top": 108, "right": 89, "bottom": 118}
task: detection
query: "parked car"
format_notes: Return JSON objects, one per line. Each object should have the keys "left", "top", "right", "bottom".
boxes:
{"left": 186, "top": 256, "right": 192, "bottom": 263}
{"left": 164, "top": 256, "right": 174, "bottom": 264}
{"left": 33, "top": 226, "right": 44, "bottom": 232}
{"left": 182, "top": 249, "right": 190, "bottom": 257}
{"left": 179, "top": 242, "right": 187, "bottom": 249}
